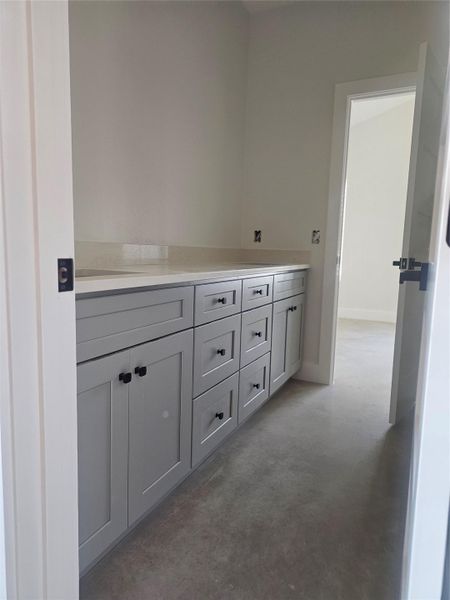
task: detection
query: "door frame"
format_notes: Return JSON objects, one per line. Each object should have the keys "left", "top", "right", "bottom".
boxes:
{"left": 0, "top": 2, "right": 78, "bottom": 598}
{"left": 318, "top": 72, "right": 417, "bottom": 385}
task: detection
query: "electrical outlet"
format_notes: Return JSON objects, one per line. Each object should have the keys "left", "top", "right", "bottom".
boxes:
{"left": 254, "top": 230, "right": 262, "bottom": 243}
{"left": 312, "top": 230, "right": 320, "bottom": 244}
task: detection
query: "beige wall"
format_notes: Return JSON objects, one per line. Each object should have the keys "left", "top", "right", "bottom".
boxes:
{"left": 242, "top": 1, "right": 448, "bottom": 367}
{"left": 338, "top": 94, "right": 415, "bottom": 323}
{"left": 70, "top": 0, "right": 249, "bottom": 247}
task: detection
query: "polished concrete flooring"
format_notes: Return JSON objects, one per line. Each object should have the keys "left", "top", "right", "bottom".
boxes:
{"left": 80, "top": 319, "right": 412, "bottom": 600}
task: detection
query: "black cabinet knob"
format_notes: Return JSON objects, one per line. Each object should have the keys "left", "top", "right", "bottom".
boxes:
{"left": 253, "top": 383, "right": 260, "bottom": 389}
{"left": 254, "top": 331, "right": 262, "bottom": 337}
{"left": 217, "top": 348, "right": 226, "bottom": 356}
{"left": 293, "top": 305, "right": 297, "bottom": 311}
{"left": 134, "top": 366, "right": 147, "bottom": 377}
{"left": 254, "top": 289, "right": 263, "bottom": 295}
{"left": 119, "top": 372, "right": 132, "bottom": 384}
{"left": 217, "top": 297, "right": 227, "bottom": 304}
{"left": 215, "top": 412, "right": 224, "bottom": 420}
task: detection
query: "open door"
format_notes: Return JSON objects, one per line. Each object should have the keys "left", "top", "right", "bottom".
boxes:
{"left": 389, "top": 42, "right": 446, "bottom": 424}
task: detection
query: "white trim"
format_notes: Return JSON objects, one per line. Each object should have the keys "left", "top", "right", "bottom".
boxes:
{"left": 319, "top": 72, "right": 417, "bottom": 385}
{"left": 0, "top": 2, "right": 78, "bottom": 597}
{"left": 337, "top": 308, "right": 396, "bottom": 323}
{"left": 294, "top": 361, "right": 326, "bottom": 384}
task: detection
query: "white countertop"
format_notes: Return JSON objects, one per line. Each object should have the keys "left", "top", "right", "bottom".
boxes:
{"left": 75, "top": 262, "right": 310, "bottom": 295}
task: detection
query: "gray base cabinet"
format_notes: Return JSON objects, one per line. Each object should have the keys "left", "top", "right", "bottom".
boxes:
{"left": 128, "top": 330, "right": 193, "bottom": 525}
{"left": 77, "top": 268, "right": 307, "bottom": 572}
{"left": 270, "top": 294, "right": 305, "bottom": 395}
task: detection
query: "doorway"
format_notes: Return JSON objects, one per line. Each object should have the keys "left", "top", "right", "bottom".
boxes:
{"left": 335, "top": 92, "right": 416, "bottom": 400}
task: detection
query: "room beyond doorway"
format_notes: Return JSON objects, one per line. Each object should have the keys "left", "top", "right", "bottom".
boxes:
{"left": 335, "top": 91, "right": 415, "bottom": 416}
{"left": 338, "top": 92, "right": 416, "bottom": 325}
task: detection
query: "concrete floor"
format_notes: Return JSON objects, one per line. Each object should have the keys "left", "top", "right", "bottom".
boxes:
{"left": 80, "top": 319, "right": 412, "bottom": 600}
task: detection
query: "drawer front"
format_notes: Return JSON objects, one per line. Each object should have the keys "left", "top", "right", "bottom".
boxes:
{"left": 76, "top": 286, "right": 194, "bottom": 362}
{"left": 240, "top": 304, "right": 272, "bottom": 367}
{"left": 273, "top": 271, "right": 306, "bottom": 301}
{"left": 193, "top": 314, "right": 241, "bottom": 397}
{"left": 192, "top": 373, "right": 238, "bottom": 467}
{"left": 194, "top": 280, "right": 242, "bottom": 325}
{"left": 242, "top": 275, "right": 273, "bottom": 311}
{"left": 239, "top": 353, "right": 270, "bottom": 424}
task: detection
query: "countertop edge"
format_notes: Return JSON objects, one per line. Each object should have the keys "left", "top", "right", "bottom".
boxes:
{"left": 75, "top": 264, "right": 310, "bottom": 296}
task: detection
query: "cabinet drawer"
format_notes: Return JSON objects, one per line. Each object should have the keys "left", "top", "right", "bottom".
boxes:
{"left": 242, "top": 275, "right": 273, "bottom": 311}
{"left": 192, "top": 373, "right": 238, "bottom": 467}
{"left": 240, "top": 304, "right": 272, "bottom": 367}
{"left": 273, "top": 271, "right": 306, "bottom": 301}
{"left": 239, "top": 353, "right": 270, "bottom": 424}
{"left": 194, "top": 280, "right": 242, "bottom": 325}
{"left": 193, "top": 314, "right": 241, "bottom": 397}
{"left": 76, "top": 286, "right": 194, "bottom": 362}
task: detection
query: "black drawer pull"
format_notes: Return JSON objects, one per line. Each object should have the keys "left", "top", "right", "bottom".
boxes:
{"left": 253, "top": 383, "right": 260, "bottom": 389}
{"left": 119, "top": 372, "right": 132, "bottom": 384}
{"left": 254, "top": 289, "right": 263, "bottom": 295}
{"left": 217, "top": 348, "right": 226, "bottom": 356}
{"left": 217, "top": 297, "right": 227, "bottom": 304}
{"left": 215, "top": 412, "right": 224, "bottom": 420}
{"left": 254, "top": 331, "right": 262, "bottom": 337}
{"left": 134, "top": 366, "right": 147, "bottom": 377}
{"left": 288, "top": 305, "right": 298, "bottom": 312}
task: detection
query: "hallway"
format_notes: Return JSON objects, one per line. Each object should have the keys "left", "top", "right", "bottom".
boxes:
{"left": 80, "top": 319, "right": 412, "bottom": 600}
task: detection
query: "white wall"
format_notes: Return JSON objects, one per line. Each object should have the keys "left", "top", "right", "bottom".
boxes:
{"left": 242, "top": 1, "right": 449, "bottom": 370}
{"left": 70, "top": 0, "right": 249, "bottom": 247}
{"left": 338, "top": 94, "right": 415, "bottom": 323}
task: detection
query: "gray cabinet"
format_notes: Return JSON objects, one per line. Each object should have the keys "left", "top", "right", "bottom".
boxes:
{"left": 240, "top": 304, "right": 272, "bottom": 367}
{"left": 273, "top": 271, "right": 306, "bottom": 301}
{"left": 128, "top": 330, "right": 193, "bottom": 525}
{"left": 76, "top": 268, "right": 307, "bottom": 571}
{"left": 76, "top": 286, "right": 194, "bottom": 362}
{"left": 193, "top": 314, "right": 241, "bottom": 396}
{"left": 77, "top": 350, "right": 130, "bottom": 572}
{"left": 192, "top": 373, "right": 239, "bottom": 467}
{"left": 238, "top": 352, "right": 270, "bottom": 423}
{"left": 242, "top": 275, "right": 273, "bottom": 311}
{"left": 194, "top": 280, "right": 242, "bottom": 325}
{"left": 270, "top": 294, "right": 305, "bottom": 395}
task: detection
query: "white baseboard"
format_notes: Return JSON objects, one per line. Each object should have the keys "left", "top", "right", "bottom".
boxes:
{"left": 338, "top": 307, "right": 396, "bottom": 323}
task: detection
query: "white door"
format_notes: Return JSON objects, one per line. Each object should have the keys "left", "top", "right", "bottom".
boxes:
{"left": 390, "top": 42, "right": 446, "bottom": 424}
{"left": 401, "top": 56, "right": 450, "bottom": 599}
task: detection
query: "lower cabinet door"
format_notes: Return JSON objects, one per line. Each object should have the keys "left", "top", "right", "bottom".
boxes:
{"left": 270, "top": 297, "right": 291, "bottom": 394}
{"left": 286, "top": 293, "right": 304, "bottom": 378}
{"left": 128, "top": 329, "right": 193, "bottom": 525}
{"left": 270, "top": 294, "right": 304, "bottom": 395}
{"left": 77, "top": 349, "right": 130, "bottom": 572}
{"left": 239, "top": 353, "right": 270, "bottom": 423}
{"left": 192, "top": 372, "right": 239, "bottom": 467}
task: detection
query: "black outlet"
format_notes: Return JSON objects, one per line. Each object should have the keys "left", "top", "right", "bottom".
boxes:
{"left": 254, "top": 230, "right": 262, "bottom": 243}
